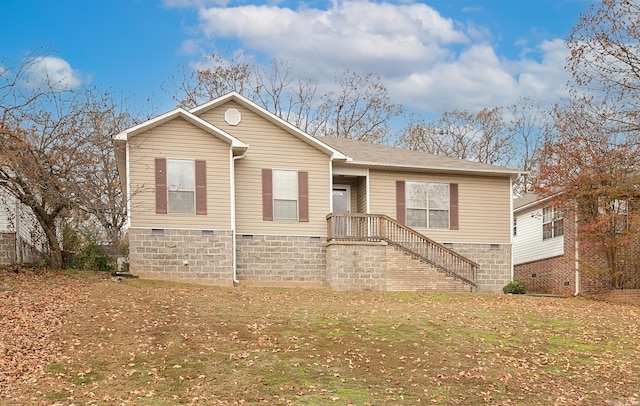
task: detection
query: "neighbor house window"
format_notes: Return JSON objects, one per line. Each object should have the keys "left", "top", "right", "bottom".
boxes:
{"left": 603, "top": 198, "right": 629, "bottom": 234}
{"left": 167, "top": 159, "right": 195, "bottom": 214}
{"left": 513, "top": 217, "right": 517, "bottom": 236}
{"left": 273, "top": 169, "right": 298, "bottom": 220}
{"left": 542, "top": 206, "right": 563, "bottom": 240}
{"left": 406, "top": 181, "right": 449, "bottom": 229}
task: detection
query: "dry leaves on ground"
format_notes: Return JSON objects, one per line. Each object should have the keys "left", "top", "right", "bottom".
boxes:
{"left": 1, "top": 269, "right": 640, "bottom": 405}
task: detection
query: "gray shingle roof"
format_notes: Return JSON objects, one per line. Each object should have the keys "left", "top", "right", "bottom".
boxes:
{"left": 513, "top": 193, "right": 542, "bottom": 210}
{"left": 513, "top": 191, "right": 561, "bottom": 211}
{"left": 315, "top": 136, "right": 523, "bottom": 177}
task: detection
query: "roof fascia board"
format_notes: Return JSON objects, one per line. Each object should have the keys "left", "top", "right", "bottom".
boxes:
{"left": 340, "top": 160, "right": 524, "bottom": 178}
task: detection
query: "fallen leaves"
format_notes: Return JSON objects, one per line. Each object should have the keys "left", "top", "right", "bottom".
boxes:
{"left": 0, "top": 268, "right": 90, "bottom": 400}
{"left": 1, "top": 270, "right": 640, "bottom": 405}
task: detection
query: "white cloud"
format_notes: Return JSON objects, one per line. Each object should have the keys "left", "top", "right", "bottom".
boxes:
{"left": 173, "top": 0, "right": 571, "bottom": 114}
{"left": 26, "top": 56, "right": 84, "bottom": 90}
{"left": 391, "top": 44, "right": 519, "bottom": 112}
{"left": 198, "top": 1, "right": 467, "bottom": 76}
{"left": 180, "top": 39, "right": 203, "bottom": 55}
{"left": 513, "top": 39, "right": 571, "bottom": 101}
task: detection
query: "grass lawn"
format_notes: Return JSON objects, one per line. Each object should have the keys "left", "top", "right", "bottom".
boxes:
{"left": 1, "top": 269, "right": 639, "bottom": 405}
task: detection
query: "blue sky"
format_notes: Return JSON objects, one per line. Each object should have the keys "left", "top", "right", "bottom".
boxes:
{"left": 1, "top": 0, "right": 594, "bottom": 116}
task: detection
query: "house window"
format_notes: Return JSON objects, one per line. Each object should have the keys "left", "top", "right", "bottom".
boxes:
{"left": 273, "top": 169, "right": 298, "bottom": 220}
{"left": 513, "top": 217, "right": 517, "bottom": 236}
{"left": 605, "top": 199, "right": 629, "bottom": 233}
{"left": 406, "top": 181, "right": 449, "bottom": 229}
{"left": 542, "top": 206, "right": 563, "bottom": 240}
{"left": 167, "top": 159, "right": 195, "bottom": 214}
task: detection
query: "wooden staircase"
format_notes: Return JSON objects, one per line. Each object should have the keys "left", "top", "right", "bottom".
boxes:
{"left": 326, "top": 213, "right": 479, "bottom": 290}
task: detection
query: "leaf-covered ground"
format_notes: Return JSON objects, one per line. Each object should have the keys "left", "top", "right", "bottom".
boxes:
{"left": 1, "top": 269, "right": 639, "bottom": 405}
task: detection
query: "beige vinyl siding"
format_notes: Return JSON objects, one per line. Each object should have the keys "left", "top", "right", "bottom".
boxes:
{"left": 349, "top": 182, "right": 358, "bottom": 213}
{"left": 357, "top": 177, "right": 367, "bottom": 213}
{"left": 369, "top": 170, "right": 511, "bottom": 243}
{"left": 128, "top": 117, "right": 232, "bottom": 229}
{"left": 198, "top": 101, "right": 331, "bottom": 236}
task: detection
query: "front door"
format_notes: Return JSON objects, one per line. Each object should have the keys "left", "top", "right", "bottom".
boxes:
{"left": 332, "top": 186, "right": 350, "bottom": 213}
{"left": 332, "top": 186, "right": 350, "bottom": 237}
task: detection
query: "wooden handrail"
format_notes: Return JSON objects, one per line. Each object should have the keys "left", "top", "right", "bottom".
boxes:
{"left": 326, "top": 213, "right": 478, "bottom": 288}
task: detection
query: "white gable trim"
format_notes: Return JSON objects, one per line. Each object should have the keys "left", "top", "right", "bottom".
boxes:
{"left": 114, "top": 108, "right": 248, "bottom": 151}
{"left": 189, "top": 92, "right": 349, "bottom": 161}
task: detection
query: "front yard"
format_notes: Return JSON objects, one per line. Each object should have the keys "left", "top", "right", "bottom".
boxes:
{"left": 1, "top": 269, "right": 639, "bottom": 405}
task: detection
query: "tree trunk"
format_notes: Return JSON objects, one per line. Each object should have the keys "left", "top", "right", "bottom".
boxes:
{"left": 39, "top": 216, "right": 63, "bottom": 269}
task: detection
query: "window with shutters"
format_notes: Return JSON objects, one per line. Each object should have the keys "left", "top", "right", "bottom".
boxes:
{"left": 273, "top": 169, "right": 298, "bottom": 220}
{"left": 406, "top": 181, "right": 450, "bottom": 229}
{"left": 167, "top": 159, "right": 195, "bottom": 214}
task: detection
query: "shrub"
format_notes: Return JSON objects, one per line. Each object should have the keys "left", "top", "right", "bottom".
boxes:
{"left": 503, "top": 280, "right": 527, "bottom": 294}
{"left": 74, "top": 242, "right": 114, "bottom": 272}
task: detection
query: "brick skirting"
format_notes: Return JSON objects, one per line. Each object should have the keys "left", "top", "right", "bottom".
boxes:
{"left": 450, "top": 243, "right": 512, "bottom": 294}
{"left": 236, "top": 235, "right": 327, "bottom": 287}
{"left": 325, "top": 240, "right": 497, "bottom": 293}
{"left": 128, "top": 228, "right": 234, "bottom": 285}
{"left": 128, "top": 228, "right": 511, "bottom": 293}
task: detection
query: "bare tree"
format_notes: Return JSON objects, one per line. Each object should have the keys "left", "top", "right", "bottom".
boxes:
{"left": 0, "top": 51, "right": 130, "bottom": 268}
{"left": 253, "top": 57, "right": 317, "bottom": 132}
{"left": 169, "top": 52, "right": 254, "bottom": 109}
{"left": 170, "top": 53, "right": 318, "bottom": 130}
{"left": 567, "top": 0, "right": 640, "bottom": 135}
{"left": 74, "top": 90, "right": 137, "bottom": 246}
{"left": 508, "top": 97, "right": 552, "bottom": 195}
{"left": 310, "top": 69, "right": 404, "bottom": 143}
{"left": 172, "top": 58, "right": 403, "bottom": 143}
{"left": 399, "top": 107, "right": 515, "bottom": 167}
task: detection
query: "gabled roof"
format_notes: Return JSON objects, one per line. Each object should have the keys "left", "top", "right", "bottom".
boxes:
{"left": 189, "top": 92, "right": 349, "bottom": 161}
{"left": 316, "top": 136, "right": 524, "bottom": 178}
{"left": 514, "top": 192, "right": 559, "bottom": 212}
{"left": 114, "top": 107, "right": 248, "bottom": 152}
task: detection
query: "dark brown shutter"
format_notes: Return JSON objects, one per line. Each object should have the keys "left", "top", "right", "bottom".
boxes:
{"left": 298, "top": 171, "right": 309, "bottom": 222}
{"left": 262, "top": 169, "right": 273, "bottom": 221}
{"left": 155, "top": 158, "right": 167, "bottom": 214}
{"left": 450, "top": 183, "right": 459, "bottom": 230}
{"left": 396, "top": 180, "right": 405, "bottom": 225}
{"left": 195, "top": 160, "right": 207, "bottom": 215}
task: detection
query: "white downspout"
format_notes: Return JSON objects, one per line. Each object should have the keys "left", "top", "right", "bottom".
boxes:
{"left": 510, "top": 177, "right": 514, "bottom": 281}
{"left": 231, "top": 150, "right": 246, "bottom": 284}
{"left": 125, "top": 142, "right": 132, "bottom": 228}
{"left": 328, "top": 161, "right": 333, "bottom": 213}
{"left": 574, "top": 210, "right": 580, "bottom": 296}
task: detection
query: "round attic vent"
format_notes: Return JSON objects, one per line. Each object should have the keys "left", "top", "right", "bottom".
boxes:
{"left": 224, "top": 108, "right": 241, "bottom": 126}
